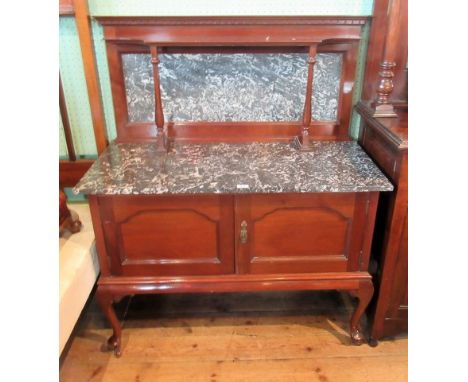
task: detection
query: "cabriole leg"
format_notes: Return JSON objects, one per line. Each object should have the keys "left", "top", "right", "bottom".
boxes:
{"left": 349, "top": 280, "right": 374, "bottom": 345}
{"left": 96, "top": 287, "right": 122, "bottom": 357}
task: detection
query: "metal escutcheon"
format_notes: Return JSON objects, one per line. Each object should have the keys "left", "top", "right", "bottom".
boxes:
{"left": 240, "top": 220, "right": 248, "bottom": 244}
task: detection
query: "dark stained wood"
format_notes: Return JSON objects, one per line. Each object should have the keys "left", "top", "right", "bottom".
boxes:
{"left": 102, "top": 17, "right": 362, "bottom": 143}
{"left": 83, "top": 15, "right": 385, "bottom": 356}
{"left": 356, "top": 101, "right": 407, "bottom": 342}
{"left": 302, "top": 46, "right": 317, "bottom": 127}
{"left": 234, "top": 193, "right": 378, "bottom": 275}
{"left": 115, "top": 122, "right": 350, "bottom": 144}
{"left": 96, "top": 290, "right": 122, "bottom": 357}
{"left": 96, "top": 270, "right": 374, "bottom": 356}
{"left": 59, "top": 159, "right": 94, "bottom": 188}
{"left": 98, "top": 16, "right": 365, "bottom": 46}
{"left": 73, "top": 0, "right": 108, "bottom": 153}
{"left": 150, "top": 46, "right": 165, "bottom": 130}
{"left": 97, "top": 195, "right": 235, "bottom": 277}
{"left": 389, "top": 2, "right": 408, "bottom": 104}
{"left": 150, "top": 45, "right": 167, "bottom": 152}
{"left": 59, "top": 189, "right": 82, "bottom": 235}
{"left": 90, "top": 191, "right": 379, "bottom": 355}
{"left": 362, "top": 0, "right": 408, "bottom": 115}
{"left": 98, "top": 272, "right": 370, "bottom": 294}
{"left": 89, "top": 196, "right": 112, "bottom": 277}
{"left": 349, "top": 280, "right": 374, "bottom": 345}
{"left": 59, "top": 75, "right": 76, "bottom": 161}
{"left": 297, "top": 45, "right": 317, "bottom": 150}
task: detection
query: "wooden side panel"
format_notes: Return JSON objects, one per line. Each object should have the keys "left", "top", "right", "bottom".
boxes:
{"left": 100, "top": 195, "right": 235, "bottom": 276}
{"left": 235, "top": 193, "right": 372, "bottom": 274}
{"left": 383, "top": 209, "right": 408, "bottom": 329}
{"left": 59, "top": 160, "right": 94, "bottom": 188}
{"left": 360, "top": 125, "right": 398, "bottom": 181}
{"left": 357, "top": 109, "right": 408, "bottom": 341}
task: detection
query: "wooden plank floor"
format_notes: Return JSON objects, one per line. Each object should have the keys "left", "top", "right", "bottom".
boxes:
{"left": 60, "top": 290, "right": 407, "bottom": 381}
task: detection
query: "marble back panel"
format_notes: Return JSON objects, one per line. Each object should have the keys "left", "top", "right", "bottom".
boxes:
{"left": 122, "top": 53, "right": 342, "bottom": 123}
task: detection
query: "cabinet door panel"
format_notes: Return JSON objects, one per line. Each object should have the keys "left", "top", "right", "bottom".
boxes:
{"left": 235, "top": 193, "right": 372, "bottom": 274}
{"left": 119, "top": 210, "right": 218, "bottom": 261}
{"left": 253, "top": 208, "right": 350, "bottom": 258}
{"left": 100, "top": 195, "right": 235, "bottom": 276}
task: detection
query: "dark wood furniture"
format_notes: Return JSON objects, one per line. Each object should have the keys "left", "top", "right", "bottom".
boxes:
{"left": 75, "top": 17, "right": 393, "bottom": 357}
{"left": 90, "top": 192, "right": 380, "bottom": 357}
{"left": 356, "top": 101, "right": 407, "bottom": 344}
{"left": 363, "top": 0, "right": 408, "bottom": 116}
{"left": 59, "top": 189, "right": 82, "bottom": 235}
{"left": 356, "top": 0, "right": 408, "bottom": 344}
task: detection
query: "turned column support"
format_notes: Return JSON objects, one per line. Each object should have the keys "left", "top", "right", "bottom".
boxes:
{"left": 150, "top": 45, "right": 167, "bottom": 152}
{"left": 295, "top": 45, "right": 317, "bottom": 151}
{"left": 371, "top": 0, "right": 402, "bottom": 117}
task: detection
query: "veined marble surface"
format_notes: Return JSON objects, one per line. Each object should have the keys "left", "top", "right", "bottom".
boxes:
{"left": 74, "top": 141, "right": 393, "bottom": 195}
{"left": 122, "top": 53, "right": 342, "bottom": 123}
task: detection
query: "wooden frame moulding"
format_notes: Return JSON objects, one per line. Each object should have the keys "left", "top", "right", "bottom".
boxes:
{"left": 73, "top": 0, "right": 109, "bottom": 153}
{"left": 98, "top": 16, "right": 366, "bottom": 146}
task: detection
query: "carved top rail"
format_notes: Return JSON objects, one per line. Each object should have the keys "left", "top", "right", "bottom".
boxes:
{"left": 98, "top": 16, "right": 367, "bottom": 149}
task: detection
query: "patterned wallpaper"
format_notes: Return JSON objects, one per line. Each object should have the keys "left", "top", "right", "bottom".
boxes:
{"left": 59, "top": 0, "right": 374, "bottom": 158}
{"left": 59, "top": 17, "right": 97, "bottom": 157}
{"left": 59, "top": 113, "right": 69, "bottom": 159}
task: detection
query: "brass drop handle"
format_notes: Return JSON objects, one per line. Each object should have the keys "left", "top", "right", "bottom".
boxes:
{"left": 240, "top": 220, "right": 248, "bottom": 244}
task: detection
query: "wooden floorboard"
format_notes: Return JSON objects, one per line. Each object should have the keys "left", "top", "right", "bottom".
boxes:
{"left": 60, "top": 291, "right": 407, "bottom": 381}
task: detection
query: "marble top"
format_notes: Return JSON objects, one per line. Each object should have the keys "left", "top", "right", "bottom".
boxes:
{"left": 74, "top": 141, "right": 393, "bottom": 195}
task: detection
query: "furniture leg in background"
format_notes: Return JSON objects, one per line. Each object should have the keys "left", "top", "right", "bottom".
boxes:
{"left": 59, "top": 189, "right": 82, "bottom": 235}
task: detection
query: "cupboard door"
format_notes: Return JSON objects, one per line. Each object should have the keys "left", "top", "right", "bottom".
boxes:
{"left": 99, "top": 195, "right": 235, "bottom": 276}
{"left": 235, "top": 193, "right": 374, "bottom": 274}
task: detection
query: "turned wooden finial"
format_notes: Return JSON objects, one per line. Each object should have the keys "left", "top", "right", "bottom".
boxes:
{"left": 372, "top": 61, "right": 397, "bottom": 117}
{"left": 295, "top": 45, "right": 317, "bottom": 151}
{"left": 371, "top": 0, "right": 402, "bottom": 118}
{"left": 150, "top": 45, "right": 167, "bottom": 152}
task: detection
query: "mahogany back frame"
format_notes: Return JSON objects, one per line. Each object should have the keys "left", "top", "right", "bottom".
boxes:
{"left": 98, "top": 16, "right": 367, "bottom": 143}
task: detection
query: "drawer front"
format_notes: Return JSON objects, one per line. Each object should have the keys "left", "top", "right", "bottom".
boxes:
{"left": 235, "top": 193, "right": 375, "bottom": 274}
{"left": 97, "top": 195, "right": 235, "bottom": 276}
